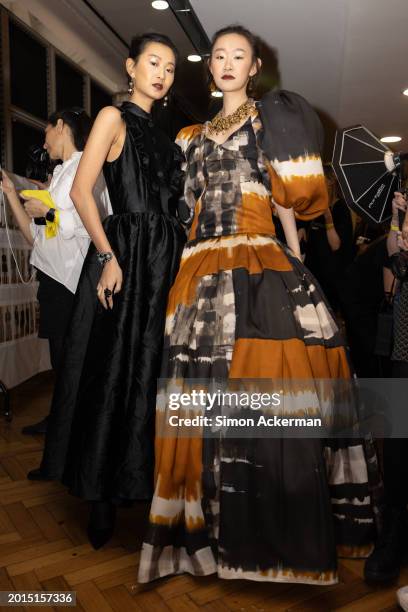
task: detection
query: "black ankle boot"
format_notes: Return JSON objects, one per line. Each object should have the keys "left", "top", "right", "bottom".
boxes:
{"left": 87, "top": 501, "right": 116, "bottom": 550}
{"left": 364, "top": 506, "right": 408, "bottom": 584}
{"left": 27, "top": 468, "right": 49, "bottom": 481}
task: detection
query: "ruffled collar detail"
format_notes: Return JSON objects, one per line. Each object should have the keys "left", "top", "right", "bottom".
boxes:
{"left": 120, "top": 101, "right": 151, "bottom": 120}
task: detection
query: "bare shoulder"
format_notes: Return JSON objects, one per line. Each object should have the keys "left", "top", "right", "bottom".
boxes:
{"left": 89, "top": 106, "right": 124, "bottom": 148}
{"left": 94, "top": 106, "right": 123, "bottom": 128}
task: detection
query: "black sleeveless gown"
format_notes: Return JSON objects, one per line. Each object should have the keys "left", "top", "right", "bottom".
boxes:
{"left": 39, "top": 102, "right": 185, "bottom": 501}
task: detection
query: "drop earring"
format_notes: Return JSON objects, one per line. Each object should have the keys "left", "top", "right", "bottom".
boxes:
{"left": 128, "top": 77, "right": 134, "bottom": 95}
{"left": 209, "top": 79, "right": 217, "bottom": 93}
{"left": 163, "top": 95, "right": 168, "bottom": 107}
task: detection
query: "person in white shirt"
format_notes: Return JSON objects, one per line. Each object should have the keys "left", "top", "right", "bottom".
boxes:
{"left": 1, "top": 107, "right": 111, "bottom": 434}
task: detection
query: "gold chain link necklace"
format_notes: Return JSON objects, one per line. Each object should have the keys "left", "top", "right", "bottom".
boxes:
{"left": 207, "top": 99, "right": 255, "bottom": 136}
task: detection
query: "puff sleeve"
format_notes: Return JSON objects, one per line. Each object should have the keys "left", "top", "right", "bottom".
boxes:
{"left": 259, "top": 89, "right": 328, "bottom": 220}
{"left": 175, "top": 124, "right": 203, "bottom": 227}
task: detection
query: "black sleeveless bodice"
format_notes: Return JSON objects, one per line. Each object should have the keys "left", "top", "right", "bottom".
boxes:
{"left": 103, "top": 101, "right": 182, "bottom": 216}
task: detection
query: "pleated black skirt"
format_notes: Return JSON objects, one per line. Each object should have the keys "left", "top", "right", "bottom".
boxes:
{"left": 40, "top": 211, "right": 185, "bottom": 501}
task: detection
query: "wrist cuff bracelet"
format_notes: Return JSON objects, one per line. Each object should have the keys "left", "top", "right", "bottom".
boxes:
{"left": 97, "top": 252, "right": 114, "bottom": 266}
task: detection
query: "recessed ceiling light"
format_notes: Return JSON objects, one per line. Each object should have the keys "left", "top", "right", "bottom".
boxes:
{"left": 151, "top": 1, "right": 169, "bottom": 9}
{"left": 211, "top": 91, "right": 223, "bottom": 98}
{"left": 187, "top": 54, "right": 202, "bottom": 62}
{"left": 403, "top": 88, "right": 408, "bottom": 96}
{"left": 380, "top": 136, "right": 402, "bottom": 143}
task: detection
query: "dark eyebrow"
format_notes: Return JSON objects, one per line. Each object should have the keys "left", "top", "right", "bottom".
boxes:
{"left": 148, "top": 53, "right": 175, "bottom": 67}
{"left": 213, "top": 47, "right": 247, "bottom": 53}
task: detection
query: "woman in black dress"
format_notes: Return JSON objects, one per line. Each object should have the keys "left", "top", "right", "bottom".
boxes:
{"left": 28, "top": 32, "right": 185, "bottom": 548}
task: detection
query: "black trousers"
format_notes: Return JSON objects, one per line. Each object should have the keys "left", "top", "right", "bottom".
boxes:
{"left": 383, "top": 360, "right": 408, "bottom": 508}
{"left": 36, "top": 270, "right": 75, "bottom": 370}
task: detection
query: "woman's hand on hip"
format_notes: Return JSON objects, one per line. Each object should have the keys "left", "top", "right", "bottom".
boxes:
{"left": 96, "top": 257, "right": 123, "bottom": 310}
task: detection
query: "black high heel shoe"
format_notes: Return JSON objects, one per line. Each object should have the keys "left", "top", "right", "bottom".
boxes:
{"left": 87, "top": 501, "right": 116, "bottom": 550}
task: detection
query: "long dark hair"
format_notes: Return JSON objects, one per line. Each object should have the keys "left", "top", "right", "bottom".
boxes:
{"left": 47, "top": 107, "right": 92, "bottom": 151}
{"left": 128, "top": 32, "right": 178, "bottom": 64}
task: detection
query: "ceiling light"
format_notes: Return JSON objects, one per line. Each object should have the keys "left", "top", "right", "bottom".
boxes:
{"left": 151, "top": 1, "right": 169, "bottom": 9}
{"left": 380, "top": 136, "right": 402, "bottom": 143}
{"left": 403, "top": 88, "right": 408, "bottom": 96}
{"left": 187, "top": 54, "right": 202, "bottom": 62}
{"left": 211, "top": 91, "right": 223, "bottom": 98}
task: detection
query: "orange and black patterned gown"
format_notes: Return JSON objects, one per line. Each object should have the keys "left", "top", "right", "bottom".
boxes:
{"left": 138, "top": 91, "right": 379, "bottom": 585}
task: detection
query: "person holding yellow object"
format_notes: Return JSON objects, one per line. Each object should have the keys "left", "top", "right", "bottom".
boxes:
{"left": 1, "top": 107, "right": 111, "bottom": 434}
{"left": 20, "top": 190, "right": 59, "bottom": 239}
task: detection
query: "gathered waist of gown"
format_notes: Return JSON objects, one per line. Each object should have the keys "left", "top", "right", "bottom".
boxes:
{"left": 179, "top": 232, "right": 293, "bottom": 276}
{"left": 185, "top": 229, "right": 277, "bottom": 248}
{"left": 103, "top": 210, "right": 180, "bottom": 224}
{"left": 188, "top": 188, "right": 277, "bottom": 243}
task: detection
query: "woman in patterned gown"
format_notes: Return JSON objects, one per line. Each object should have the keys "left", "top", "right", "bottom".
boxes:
{"left": 138, "top": 25, "right": 379, "bottom": 585}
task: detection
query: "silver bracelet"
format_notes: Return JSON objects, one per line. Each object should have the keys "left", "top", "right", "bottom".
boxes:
{"left": 96, "top": 251, "right": 114, "bottom": 266}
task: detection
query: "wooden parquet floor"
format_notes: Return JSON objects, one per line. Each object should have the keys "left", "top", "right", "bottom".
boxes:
{"left": 0, "top": 372, "right": 406, "bottom": 612}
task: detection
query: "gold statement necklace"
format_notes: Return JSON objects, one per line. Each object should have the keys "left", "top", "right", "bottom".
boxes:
{"left": 207, "top": 99, "right": 255, "bottom": 136}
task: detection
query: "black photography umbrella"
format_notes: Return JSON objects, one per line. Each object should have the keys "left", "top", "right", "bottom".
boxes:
{"left": 332, "top": 125, "right": 408, "bottom": 225}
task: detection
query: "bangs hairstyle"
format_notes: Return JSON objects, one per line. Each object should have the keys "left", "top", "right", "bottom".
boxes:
{"left": 128, "top": 32, "right": 178, "bottom": 65}
{"left": 47, "top": 107, "right": 92, "bottom": 151}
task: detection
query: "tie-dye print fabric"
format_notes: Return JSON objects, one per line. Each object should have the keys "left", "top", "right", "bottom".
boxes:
{"left": 138, "top": 109, "right": 379, "bottom": 586}
{"left": 258, "top": 89, "right": 328, "bottom": 221}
